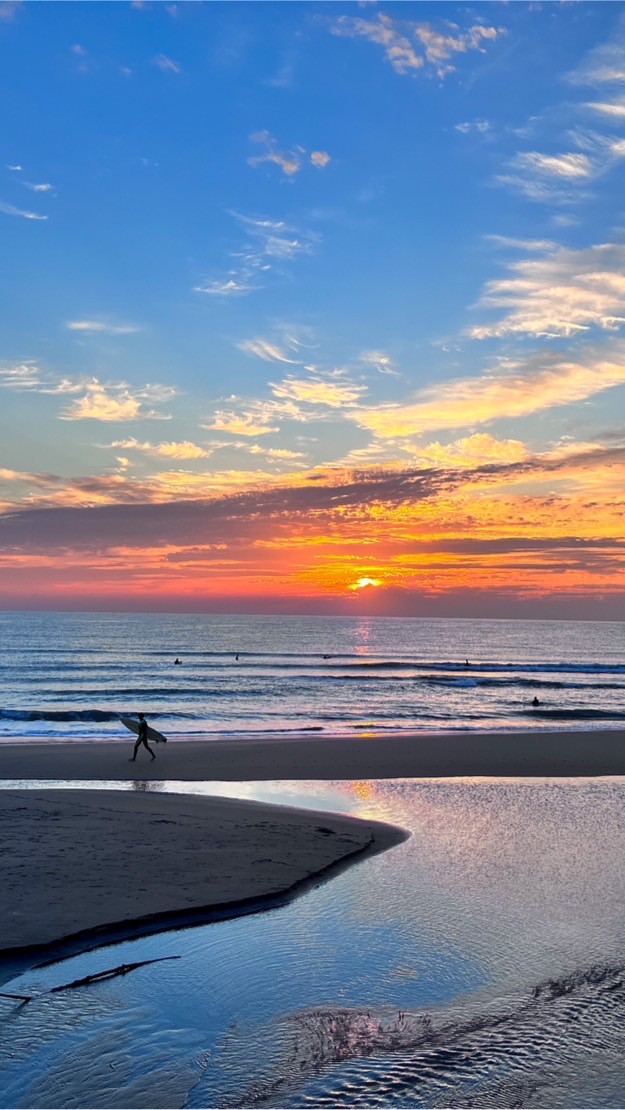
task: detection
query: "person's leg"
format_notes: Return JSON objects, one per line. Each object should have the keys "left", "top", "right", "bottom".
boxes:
{"left": 141, "top": 736, "right": 156, "bottom": 760}
{"left": 130, "top": 737, "right": 141, "bottom": 761}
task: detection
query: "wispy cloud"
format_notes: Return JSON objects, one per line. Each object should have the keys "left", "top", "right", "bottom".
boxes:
{"left": 470, "top": 240, "right": 625, "bottom": 339}
{"left": 359, "top": 350, "right": 398, "bottom": 375}
{"left": 110, "top": 438, "right": 212, "bottom": 460}
{"left": 238, "top": 337, "right": 302, "bottom": 364}
{"left": 331, "top": 14, "right": 504, "bottom": 79}
{"left": 200, "top": 439, "right": 307, "bottom": 465}
{"left": 240, "top": 444, "right": 306, "bottom": 462}
{"left": 494, "top": 147, "right": 602, "bottom": 204}
{"left": 194, "top": 278, "right": 253, "bottom": 297}
{"left": 61, "top": 381, "right": 175, "bottom": 422}
{"left": 511, "top": 151, "right": 593, "bottom": 179}
{"left": 195, "top": 210, "right": 319, "bottom": 298}
{"left": 495, "top": 23, "right": 625, "bottom": 208}
{"left": 248, "top": 132, "right": 332, "bottom": 178}
{"left": 567, "top": 30, "right": 625, "bottom": 88}
{"left": 350, "top": 345, "right": 625, "bottom": 437}
{"left": 23, "top": 181, "right": 53, "bottom": 193}
{"left": 0, "top": 363, "right": 42, "bottom": 390}
{"left": 0, "top": 364, "right": 95, "bottom": 396}
{"left": 585, "top": 98, "right": 625, "bottom": 120}
{"left": 202, "top": 411, "right": 280, "bottom": 438}
{"left": 512, "top": 131, "right": 625, "bottom": 199}
{"left": 485, "top": 235, "right": 557, "bottom": 252}
{"left": 271, "top": 371, "right": 367, "bottom": 409}
{"left": 0, "top": 363, "right": 177, "bottom": 423}
{"left": 66, "top": 319, "right": 141, "bottom": 335}
{"left": 0, "top": 199, "right": 47, "bottom": 221}
{"left": 248, "top": 131, "right": 303, "bottom": 177}
{"left": 413, "top": 22, "right": 502, "bottom": 78}
{"left": 455, "top": 119, "right": 492, "bottom": 135}
{"left": 202, "top": 393, "right": 311, "bottom": 438}
{"left": 153, "top": 53, "right": 181, "bottom": 74}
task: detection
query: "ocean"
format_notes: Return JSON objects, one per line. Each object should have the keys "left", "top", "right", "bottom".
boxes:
{"left": 0, "top": 611, "right": 623, "bottom": 741}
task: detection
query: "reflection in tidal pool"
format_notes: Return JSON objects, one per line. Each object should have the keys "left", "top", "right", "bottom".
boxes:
{"left": 2, "top": 778, "right": 625, "bottom": 1108}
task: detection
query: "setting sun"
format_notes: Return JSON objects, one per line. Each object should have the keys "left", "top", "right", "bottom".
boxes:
{"left": 350, "top": 577, "right": 383, "bottom": 591}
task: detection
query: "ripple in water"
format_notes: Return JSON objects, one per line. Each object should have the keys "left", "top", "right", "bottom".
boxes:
{"left": 198, "top": 964, "right": 625, "bottom": 1109}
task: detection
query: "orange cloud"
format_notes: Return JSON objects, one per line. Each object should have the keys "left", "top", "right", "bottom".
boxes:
{"left": 1, "top": 440, "right": 623, "bottom": 613}
{"left": 351, "top": 349, "right": 625, "bottom": 437}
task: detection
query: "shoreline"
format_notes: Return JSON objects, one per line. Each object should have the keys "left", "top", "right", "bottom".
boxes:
{"left": 1, "top": 728, "right": 624, "bottom": 780}
{"left": 3, "top": 728, "right": 623, "bottom": 985}
{"left": 0, "top": 788, "right": 407, "bottom": 985}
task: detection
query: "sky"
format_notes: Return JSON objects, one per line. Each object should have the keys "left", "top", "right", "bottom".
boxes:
{"left": 1, "top": 0, "right": 625, "bottom": 618}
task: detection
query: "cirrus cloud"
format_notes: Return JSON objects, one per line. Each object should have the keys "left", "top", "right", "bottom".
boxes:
{"left": 0, "top": 199, "right": 47, "bottom": 221}
{"left": 109, "top": 438, "right": 212, "bottom": 460}
{"left": 469, "top": 239, "right": 625, "bottom": 339}
{"left": 66, "top": 319, "right": 141, "bottom": 335}
{"left": 271, "top": 372, "right": 366, "bottom": 408}
{"left": 350, "top": 346, "right": 625, "bottom": 438}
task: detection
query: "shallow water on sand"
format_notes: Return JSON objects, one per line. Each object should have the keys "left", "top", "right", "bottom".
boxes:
{"left": 2, "top": 778, "right": 625, "bottom": 1107}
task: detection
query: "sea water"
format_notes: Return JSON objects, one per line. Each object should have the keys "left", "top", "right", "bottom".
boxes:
{"left": 2, "top": 778, "right": 625, "bottom": 1108}
{"left": 0, "top": 612, "right": 623, "bottom": 740}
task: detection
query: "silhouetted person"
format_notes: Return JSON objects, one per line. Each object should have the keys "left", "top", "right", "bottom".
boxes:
{"left": 464, "top": 659, "right": 470, "bottom": 667}
{"left": 174, "top": 657, "right": 182, "bottom": 665}
{"left": 532, "top": 696, "right": 541, "bottom": 707}
{"left": 130, "top": 713, "right": 156, "bottom": 762}
{"left": 235, "top": 653, "right": 239, "bottom": 661}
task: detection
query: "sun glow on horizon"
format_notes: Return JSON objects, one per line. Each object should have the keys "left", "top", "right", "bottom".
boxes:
{"left": 350, "top": 577, "right": 383, "bottom": 591}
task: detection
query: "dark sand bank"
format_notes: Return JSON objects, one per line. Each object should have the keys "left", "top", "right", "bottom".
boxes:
{"left": 0, "top": 788, "right": 407, "bottom": 974}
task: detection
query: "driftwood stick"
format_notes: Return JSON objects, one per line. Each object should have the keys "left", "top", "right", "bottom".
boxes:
{"left": 48, "top": 955, "right": 181, "bottom": 993}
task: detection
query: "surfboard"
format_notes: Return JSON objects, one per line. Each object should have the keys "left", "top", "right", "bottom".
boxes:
{"left": 121, "top": 717, "right": 168, "bottom": 744}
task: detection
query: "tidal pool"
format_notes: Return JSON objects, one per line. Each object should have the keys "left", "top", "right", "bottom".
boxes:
{"left": 2, "top": 778, "right": 625, "bottom": 1108}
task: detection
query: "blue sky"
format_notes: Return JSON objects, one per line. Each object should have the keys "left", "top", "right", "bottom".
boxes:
{"left": 1, "top": 0, "right": 625, "bottom": 615}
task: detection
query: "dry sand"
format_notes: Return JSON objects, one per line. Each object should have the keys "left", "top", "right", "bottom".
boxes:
{"left": 1, "top": 727, "right": 624, "bottom": 781}
{"left": 0, "top": 788, "right": 406, "bottom": 958}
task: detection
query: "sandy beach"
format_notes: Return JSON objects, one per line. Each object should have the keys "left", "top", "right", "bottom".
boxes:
{"left": 1, "top": 727, "right": 624, "bottom": 781}
{"left": 0, "top": 787, "right": 406, "bottom": 964}
{"left": 2, "top": 727, "right": 622, "bottom": 977}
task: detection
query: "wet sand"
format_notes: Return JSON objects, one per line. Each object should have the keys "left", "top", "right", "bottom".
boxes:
{"left": 1, "top": 727, "right": 624, "bottom": 781}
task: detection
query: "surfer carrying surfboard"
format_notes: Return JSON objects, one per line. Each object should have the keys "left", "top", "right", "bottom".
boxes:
{"left": 129, "top": 713, "right": 156, "bottom": 762}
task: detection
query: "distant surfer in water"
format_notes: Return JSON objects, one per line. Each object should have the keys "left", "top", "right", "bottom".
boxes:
{"left": 532, "top": 696, "right": 541, "bottom": 707}
{"left": 464, "top": 659, "right": 470, "bottom": 667}
{"left": 130, "top": 713, "right": 156, "bottom": 762}
{"left": 174, "top": 658, "right": 182, "bottom": 665}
